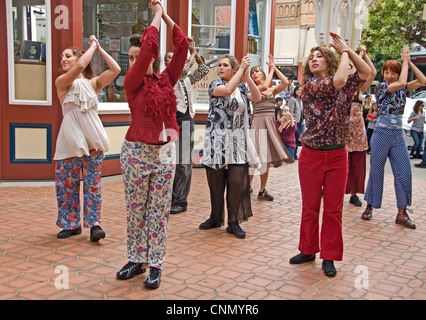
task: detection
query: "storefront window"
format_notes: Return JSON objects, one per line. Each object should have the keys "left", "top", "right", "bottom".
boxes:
{"left": 7, "top": 0, "right": 52, "bottom": 105}
{"left": 190, "top": 0, "right": 233, "bottom": 106}
{"left": 248, "top": 0, "right": 265, "bottom": 67}
{"left": 82, "top": 0, "right": 159, "bottom": 103}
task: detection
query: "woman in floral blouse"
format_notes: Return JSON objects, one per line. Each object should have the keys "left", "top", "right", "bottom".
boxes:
{"left": 362, "top": 47, "right": 426, "bottom": 228}
{"left": 199, "top": 54, "right": 261, "bottom": 239}
{"left": 289, "top": 33, "right": 371, "bottom": 277}
{"left": 345, "top": 45, "right": 377, "bottom": 208}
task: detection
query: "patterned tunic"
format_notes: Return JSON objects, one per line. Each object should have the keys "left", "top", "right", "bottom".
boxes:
{"left": 346, "top": 101, "right": 369, "bottom": 152}
{"left": 374, "top": 82, "right": 407, "bottom": 130}
{"left": 300, "top": 72, "right": 365, "bottom": 149}
{"left": 200, "top": 80, "right": 251, "bottom": 169}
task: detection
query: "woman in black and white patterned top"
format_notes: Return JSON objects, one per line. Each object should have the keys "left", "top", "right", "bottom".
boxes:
{"left": 199, "top": 54, "right": 260, "bottom": 239}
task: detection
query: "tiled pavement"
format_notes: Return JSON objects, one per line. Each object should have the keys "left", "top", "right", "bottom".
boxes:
{"left": 0, "top": 158, "right": 425, "bottom": 301}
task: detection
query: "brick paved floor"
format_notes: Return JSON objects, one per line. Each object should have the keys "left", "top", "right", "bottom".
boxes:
{"left": 0, "top": 159, "right": 425, "bottom": 300}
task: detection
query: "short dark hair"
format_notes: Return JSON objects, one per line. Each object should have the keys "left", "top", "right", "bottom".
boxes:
{"left": 129, "top": 34, "right": 161, "bottom": 73}
{"left": 275, "top": 96, "right": 283, "bottom": 102}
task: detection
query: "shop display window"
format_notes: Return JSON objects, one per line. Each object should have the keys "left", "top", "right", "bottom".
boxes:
{"left": 7, "top": 0, "right": 52, "bottom": 105}
{"left": 248, "top": 0, "right": 265, "bottom": 67}
{"left": 189, "top": 0, "right": 234, "bottom": 106}
{"left": 82, "top": 0, "right": 161, "bottom": 103}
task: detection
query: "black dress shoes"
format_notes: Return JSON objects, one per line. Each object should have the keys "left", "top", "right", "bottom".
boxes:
{"left": 90, "top": 225, "right": 106, "bottom": 242}
{"left": 199, "top": 218, "right": 221, "bottom": 229}
{"left": 116, "top": 261, "right": 146, "bottom": 280}
{"left": 170, "top": 204, "right": 187, "bottom": 214}
{"left": 322, "top": 260, "right": 337, "bottom": 277}
{"left": 57, "top": 227, "right": 82, "bottom": 239}
{"left": 144, "top": 267, "right": 162, "bottom": 289}
{"left": 226, "top": 221, "right": 246, "bottom": 239}
{"left": 289, "top": 252, "right": 316, "bottom": 264}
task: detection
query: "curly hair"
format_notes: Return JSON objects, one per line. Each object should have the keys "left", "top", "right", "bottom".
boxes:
{"left": 302, "top": 46, "right": 339, "bottom": 83}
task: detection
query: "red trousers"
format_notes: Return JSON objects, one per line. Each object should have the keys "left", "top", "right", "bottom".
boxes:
{"left": 298, "top": 146, "right": 348, "bottom": 261}
{"left": 345, "top": 150, "right": 366, "bottom": 195}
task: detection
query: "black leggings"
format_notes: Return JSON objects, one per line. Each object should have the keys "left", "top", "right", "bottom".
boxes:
{"left": 205, "top": 164, "right": 253, "bottom": 225}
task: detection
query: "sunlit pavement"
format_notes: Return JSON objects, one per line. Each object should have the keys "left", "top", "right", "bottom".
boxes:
{"left": 0, "top": 155, "right": 425, "bottom": 300}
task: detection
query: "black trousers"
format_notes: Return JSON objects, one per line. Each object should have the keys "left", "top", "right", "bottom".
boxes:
{"left": 205, "top": 164, "right": 253, "bottom": 225}
{"left": 172, "top": 114, "right": 194, "bottom": 207}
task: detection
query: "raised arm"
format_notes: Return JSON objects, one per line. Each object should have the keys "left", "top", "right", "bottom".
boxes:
{"left": 358, "top": 45, "right": 377, "bottom": 93}
{"left": 90, "top": 36, "right": 121, "bottom": 94}
{"left": 212, "top": 65, "right": 246, "bottom": 97}
{"left": 55, "top": 41, "right": 97, "bottom": 93}
{"left": 272, "top": 57, "right": 290, "bottom": 94}
{"left": 123, "top": 3, "right": 162, "bottom": 95}
{"left": 387, "top": 47, "right": 410, "bottom": 92}
{"left": 244, "top": 59, "right": 261, "bottom": 102}
{"left": 407, "top": 59, "right": 426, "bottom": 92}
{"left": 330, "top": 32, "right": 370, "bottom": 88}
{"left": 256, "top": 55, "right": 275, "bottom": 92}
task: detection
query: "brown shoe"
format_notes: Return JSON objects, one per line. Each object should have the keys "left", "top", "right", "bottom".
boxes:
{"left": 361, "top": 205, "right": 373, "bottom": 220}
{"left": 258, "top": 189, "right": 274, "bottom": 201}
{"left": 395, "top": 208, "right": 416, "bottom": 229}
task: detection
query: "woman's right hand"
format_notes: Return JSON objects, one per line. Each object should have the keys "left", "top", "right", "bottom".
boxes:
{"left": 401, "top": 47, "right": 410, "bottom": 63}
{"left": 330, "top": 32, "right": 349, "bottom": 54}
{"left": 89, "top": 35, "right": 98, "bottom": 50}
{"left": 240, "top": 55, "right": 251, "bottom": 72}
{"left": 240, "top": 55, "right": 251, "bottom": 80}
{"left": 149, "top": 0, "right": 163, "bottom": 15}
{"left": 267, "top": 54, "right": 275, "bottom": 71}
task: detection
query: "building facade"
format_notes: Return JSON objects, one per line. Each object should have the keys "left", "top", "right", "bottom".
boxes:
{"left": 274, "top": 0, "right": 317, "bottom": 82}
{"left": 0, "top": 0, "right": 276, "bottom": 180}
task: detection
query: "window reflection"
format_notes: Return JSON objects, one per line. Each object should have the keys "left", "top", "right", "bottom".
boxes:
{"left": 190, "top": 0, "right": 232, "bottom": 105}
{"left": 82, "top": 0, "right": 154, "bottom": 103}
{"left": 248, "top": 0, "right": 264, "bottom": 67}
{"left": 12, "top": 0, "right": 48, "bottom": 101}
{"left": 191, "top": 0, "right": 232, "bottom": 63}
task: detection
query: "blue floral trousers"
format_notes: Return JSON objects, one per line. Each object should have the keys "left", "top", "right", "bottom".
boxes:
{"left": 55, "top": 150, "right": 104, "bottom": 230}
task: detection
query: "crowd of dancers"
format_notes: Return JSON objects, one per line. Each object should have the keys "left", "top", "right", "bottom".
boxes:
{"left": 52, "top": 0, "right": 426, "bottom": 289}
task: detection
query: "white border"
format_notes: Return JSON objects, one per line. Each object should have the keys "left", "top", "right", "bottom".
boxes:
{"left": 6, "top": 0, "right": 52, "bottom": 106}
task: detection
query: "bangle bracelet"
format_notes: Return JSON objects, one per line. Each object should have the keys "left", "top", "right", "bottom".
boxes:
{"left": 341, "top": 50, "right": 349, "bottom": 55}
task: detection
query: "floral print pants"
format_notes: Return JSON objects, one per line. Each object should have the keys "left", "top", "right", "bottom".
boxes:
{"left": 55, "top": 150, "right": 104, "bottom": 230}
{"left": 120, "top": 140, "right": 176, "bottom": 269}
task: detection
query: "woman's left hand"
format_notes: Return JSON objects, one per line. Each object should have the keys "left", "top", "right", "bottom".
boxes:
{"left": 89, "top": 35, "right": 99, "bottom": 50}
{"left": 330, "top": 32, "right": 349, "bottom": 54}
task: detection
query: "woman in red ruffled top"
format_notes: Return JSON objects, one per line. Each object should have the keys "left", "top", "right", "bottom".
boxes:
{"left": 116, "top": 0, "right": 188, "bottom": 289}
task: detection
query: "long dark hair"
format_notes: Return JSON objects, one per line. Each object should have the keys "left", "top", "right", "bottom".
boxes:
{"left": 413, "top": 100, "right": 424, "bottom": 114}
{"left": 292, "top": 85, "right": 301, "bottom": 98}
{"left": 66, "top": 47, "right": 96, "bottom": 79}
{"left": 130, "top": 34, "right": 161, "bottom": 73}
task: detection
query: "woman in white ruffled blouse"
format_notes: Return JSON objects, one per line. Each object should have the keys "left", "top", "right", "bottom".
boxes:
{"left": 54, "top": 35, "right": 120, "bottom": 241}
